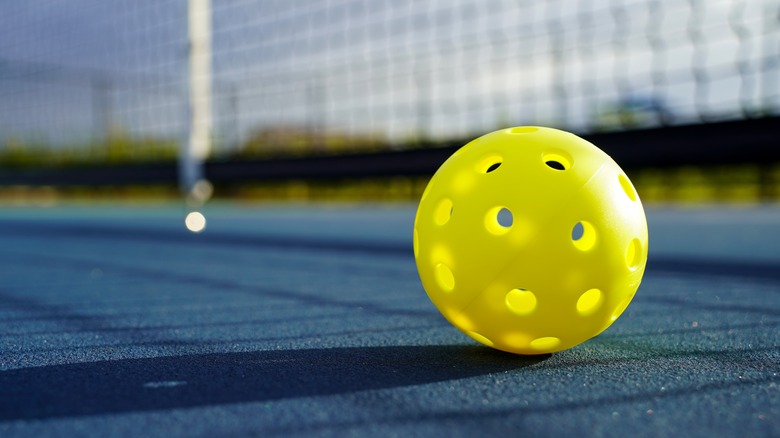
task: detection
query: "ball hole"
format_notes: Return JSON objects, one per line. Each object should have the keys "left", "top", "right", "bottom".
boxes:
{"left": 505, "top": 288, "right": 537, "bottom": 315}
{"left": 413, "top": 228, "right": 419, "bottom": 258}
{"left": 619, "top": 174, "right": 638, "bottom": 202}
{"left": 529, "top": 336, "right": 560, "bottom": 352}
{"left": 497, "top": 208, "right": 513, "bottom": 227}
{"left": 571, "top": 221, "right": 597, "bottom": 251}
{"left": 467, "top": 331, "right": 494, "bottom": 347}
{"left": 476, "top": 154, "right": 503, "bottom": 174}
{"left": 434, "top": 198, "right": 453, "bottom": 226}
{"left": 542, "top": 151, "right": 572, "bottom": 171}
{"left": 434, "top": 263, "right": 455, "bottom": 292}
{"left": 485, "top": 206, "right": 513, "bottom": 235}
{"left": 571, "top": 222, "right": 584, "bottom": 240}
{"left": 611, "top": 294, "right": 634, "bottom": 321}
{"left": 576, "top": 288, "right": 603, "bottom": 316}
{"left": 626, "top": 238, "right": 643, "bottom": 270}
{"left": 446, "top": 310, "right": 473, "bottom": 331}
{"left": 508, "top": 126, "right": 539, "bottom": 134}
{"left": 545, "top": 160, "right": 566, "bottom": 170}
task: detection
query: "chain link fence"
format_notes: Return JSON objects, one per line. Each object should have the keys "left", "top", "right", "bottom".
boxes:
{"left": 1, "top": 0, "right": 778, "bottom": 162}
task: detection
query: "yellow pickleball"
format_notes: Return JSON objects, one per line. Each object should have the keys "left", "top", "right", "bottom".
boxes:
{"left": 413, "top": 126, "right": 648, "bottom": 355}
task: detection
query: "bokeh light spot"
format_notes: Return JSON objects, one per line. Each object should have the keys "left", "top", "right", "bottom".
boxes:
{"left": 185, "top": 211, "right": 206, "bottom": 233}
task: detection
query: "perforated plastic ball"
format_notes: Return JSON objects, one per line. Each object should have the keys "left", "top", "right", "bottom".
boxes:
{"left": 413, "top": 126, "right": 648, "bottom": 355}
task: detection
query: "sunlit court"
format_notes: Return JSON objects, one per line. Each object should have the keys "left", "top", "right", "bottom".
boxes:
{"left": 1, "top": 1, "right": 779, "bottom": 437}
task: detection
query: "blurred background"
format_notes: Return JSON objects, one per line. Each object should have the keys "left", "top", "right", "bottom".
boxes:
{"left": 1, "top": 0, "right": 779, "bottom": 205}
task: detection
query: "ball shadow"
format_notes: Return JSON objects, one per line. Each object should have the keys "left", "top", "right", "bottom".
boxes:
{"left": 0, "top": 345, "right": 547, "bottom": 421}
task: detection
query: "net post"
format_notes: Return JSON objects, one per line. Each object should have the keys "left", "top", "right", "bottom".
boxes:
{"left": 181, "top": 0, "right": 212, "bottom": 206}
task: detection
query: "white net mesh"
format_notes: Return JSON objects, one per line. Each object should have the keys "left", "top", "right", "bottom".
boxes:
{"left": 1, "top": 0, "right": 778, "bottom": 160}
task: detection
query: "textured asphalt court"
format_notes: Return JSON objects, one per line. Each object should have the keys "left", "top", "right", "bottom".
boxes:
{"left": 0, "top": 203, "right": 777, "bottom": 437}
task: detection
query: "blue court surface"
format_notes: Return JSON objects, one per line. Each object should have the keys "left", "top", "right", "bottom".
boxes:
{"left": 0, "top": 203, "right": 778, "bottom": 437}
